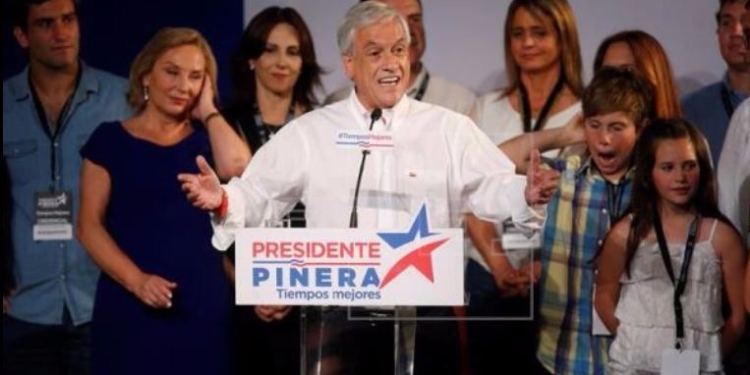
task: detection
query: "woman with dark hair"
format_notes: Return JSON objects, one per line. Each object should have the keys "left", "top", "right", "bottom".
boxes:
{"left": 2, "top": 157, "right": 13, "bottom": 315}
{"left": 221, "top": 6, "right": 324, "bottom": 374}
{"left": 224, "top": 6, "right": 323, "bottom": 153}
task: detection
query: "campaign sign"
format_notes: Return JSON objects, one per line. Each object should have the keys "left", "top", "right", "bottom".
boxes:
{"left": 235, "top": 205, "right": 464, "bottom": 306}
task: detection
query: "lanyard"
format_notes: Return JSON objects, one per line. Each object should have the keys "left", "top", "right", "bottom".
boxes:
{"left": 720, "top": 85, "right": 736, "bottom": 119}
{"left": 412, "top": 72, "right": 430, "bottom": 101}
{"left": 653, "top": 211, "right": 701, "bottom": 349}
{"left": 518, "top": 72, "right": 565, "bottom": 133}
{"left": 28, "top": 71, "right": 81, "bottom": 190}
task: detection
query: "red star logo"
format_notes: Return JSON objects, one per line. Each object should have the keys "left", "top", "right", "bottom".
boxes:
{"left": 378, "top": 238, "right": 449, "bottom": 289}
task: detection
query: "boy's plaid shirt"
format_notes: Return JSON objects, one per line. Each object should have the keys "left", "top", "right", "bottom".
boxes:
{"left": 536, "top": 155, "right": 633, "bottom": 375}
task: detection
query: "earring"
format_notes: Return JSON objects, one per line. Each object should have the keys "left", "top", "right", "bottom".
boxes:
{"left": 249, "top": 61, "right": 255, "bottom": 71}
{"left": 143, "top": 86, "right": 150, "bottom": 101}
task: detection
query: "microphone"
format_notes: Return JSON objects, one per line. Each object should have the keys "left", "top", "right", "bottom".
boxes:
{"left": 349, "top": 108, "right": 383, "bottom": 228}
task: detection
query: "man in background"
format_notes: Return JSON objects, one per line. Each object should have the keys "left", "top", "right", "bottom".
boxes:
{"left": 3, "top": 0, "right": 130, "bottom": 373}
{"left": 682, "top": 0, "right": 749, "bottom": 164}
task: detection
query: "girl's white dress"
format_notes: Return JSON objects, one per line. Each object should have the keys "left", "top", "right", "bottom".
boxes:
{"left": 608, "top": 219, "right": 724, "bottom": 375}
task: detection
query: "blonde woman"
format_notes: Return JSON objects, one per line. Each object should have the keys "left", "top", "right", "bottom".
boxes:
{"left": 77, "top": 28, "right": 249, "bottom": 375}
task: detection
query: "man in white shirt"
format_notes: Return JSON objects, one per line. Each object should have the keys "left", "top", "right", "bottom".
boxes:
{"left": 179, "top": 2, "right": 552, "bottom": 374}
{"left": 325, "top": 0, "right": 477, "bottom": 116}
{"left": 180, "top": 2, "right": 546, "bottom": 254}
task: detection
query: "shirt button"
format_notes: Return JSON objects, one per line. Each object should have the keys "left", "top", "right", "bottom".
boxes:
{"left": 53, "top": 142, "right": 59, "bottom": 148}
{"left": 60, "top": 274, "right": 66, "bottom": 280}
{"left": 55, "top": 175, "right": 61, "bottom": 181}
{"left": 597, "top": 239, "right": 604, "bottom": 246}
{"left": 59, "top": 243, "right": 65, "bottom": 249}
{"left": 601, "top": 208, "right": 608, "bottom": 214}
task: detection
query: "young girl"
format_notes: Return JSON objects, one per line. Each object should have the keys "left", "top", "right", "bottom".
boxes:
{"left": 595, "top": 118, "right": 746, "bottom": 374}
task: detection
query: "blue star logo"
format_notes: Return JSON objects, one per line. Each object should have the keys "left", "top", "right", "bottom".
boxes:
{"left": 377, "top": 204, "right": 436, "bottom": 249}
{"left": 376, "top": 204, "right": 448, "bottom": 289}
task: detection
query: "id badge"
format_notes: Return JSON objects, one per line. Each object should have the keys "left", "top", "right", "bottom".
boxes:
{"left": 33, "top": 191, "right": 73, "bottom": 241}
{"left": 660, "top": 348, "right": 700, "bottom": 375}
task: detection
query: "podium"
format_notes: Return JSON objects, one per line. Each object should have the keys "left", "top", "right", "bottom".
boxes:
{"left": 234, "top": 208, "right": 464, "bottom": 375}
{"left": 299, "top": 306, "right": 417, "bottom": 375}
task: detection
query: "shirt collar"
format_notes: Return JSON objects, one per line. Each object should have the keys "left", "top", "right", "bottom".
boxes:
{"left": 723, "top": 71, "right": 749, "bottom": 103}
{"left": 347, "top": 89, "right": 410, "bottom": 131}
{"left": 10, "top": 61, "right": 98, "bottom": 103}
{"left": 576, "top": 156, "right": 635, "bottom": 183}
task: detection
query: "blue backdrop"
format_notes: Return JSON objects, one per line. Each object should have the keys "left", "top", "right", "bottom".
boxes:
{"left": 2, "top": 0, "right": 244, "bottom": 102}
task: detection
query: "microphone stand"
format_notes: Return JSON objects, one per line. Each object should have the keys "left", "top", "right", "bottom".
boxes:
{"left": 349, "top": 108, "right": 382, "bottom": 228}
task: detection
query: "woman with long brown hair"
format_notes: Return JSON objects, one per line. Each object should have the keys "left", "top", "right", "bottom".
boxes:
{"left": 467, "top": 1, "right": 584, "bottom": 373}
{"left": 593, "top": 30, "right": 682, "bottom": 118}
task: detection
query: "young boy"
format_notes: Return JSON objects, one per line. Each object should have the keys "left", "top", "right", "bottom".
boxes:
{"left": 499, "top": 66, "right": 655, "bottom": 375}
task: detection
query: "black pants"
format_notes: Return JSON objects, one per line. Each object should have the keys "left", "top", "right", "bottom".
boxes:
{"left": 465, "top": 260, "right": 539, "bottom": 375}
{"left": 235, "top": 306, "right": 301, "bottom": 375}
{"left": 413, "top": 307, "right": 461, "bottom": 375}
{"left": 3, "top": 308, "right": 92, "bottom": 375}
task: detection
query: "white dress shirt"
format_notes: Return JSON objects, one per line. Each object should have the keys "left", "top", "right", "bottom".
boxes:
{"left": 717, "top": 98, "right": 750, "bottom": 245}
{"left": 212, "top": 92, "right": 535, "bottom": 250}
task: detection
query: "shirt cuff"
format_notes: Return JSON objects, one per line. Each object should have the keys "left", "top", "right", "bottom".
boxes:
{"left": 210, "top": 184, "right": 245, "bottom": 251}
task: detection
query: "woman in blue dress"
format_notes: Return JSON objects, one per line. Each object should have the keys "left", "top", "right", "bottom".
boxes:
{"left": 77, "top": 28, "right": 250, "bottom": 375}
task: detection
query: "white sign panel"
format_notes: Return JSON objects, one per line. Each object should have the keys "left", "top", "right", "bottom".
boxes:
{"left": 235, "top": 205, "right": 464, "bottom": 306}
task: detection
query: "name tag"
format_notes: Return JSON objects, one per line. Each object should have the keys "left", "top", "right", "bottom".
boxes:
{"left": 33, "top": 191, "right": 73, "bottom": 241}
{"left": 661, "top": 348, "right": 700, "bottom": 375}
{"left": 335, "top": 130, "right": 394, "bottom": 150}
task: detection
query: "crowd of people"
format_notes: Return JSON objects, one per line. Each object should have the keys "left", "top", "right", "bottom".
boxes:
{"left": 3, "top": 0, "right": 749, "bottom": 374}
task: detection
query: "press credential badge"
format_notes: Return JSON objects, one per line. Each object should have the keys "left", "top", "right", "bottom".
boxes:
{"left": 33, "top": 191, "right": 73, "bottom": 241}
